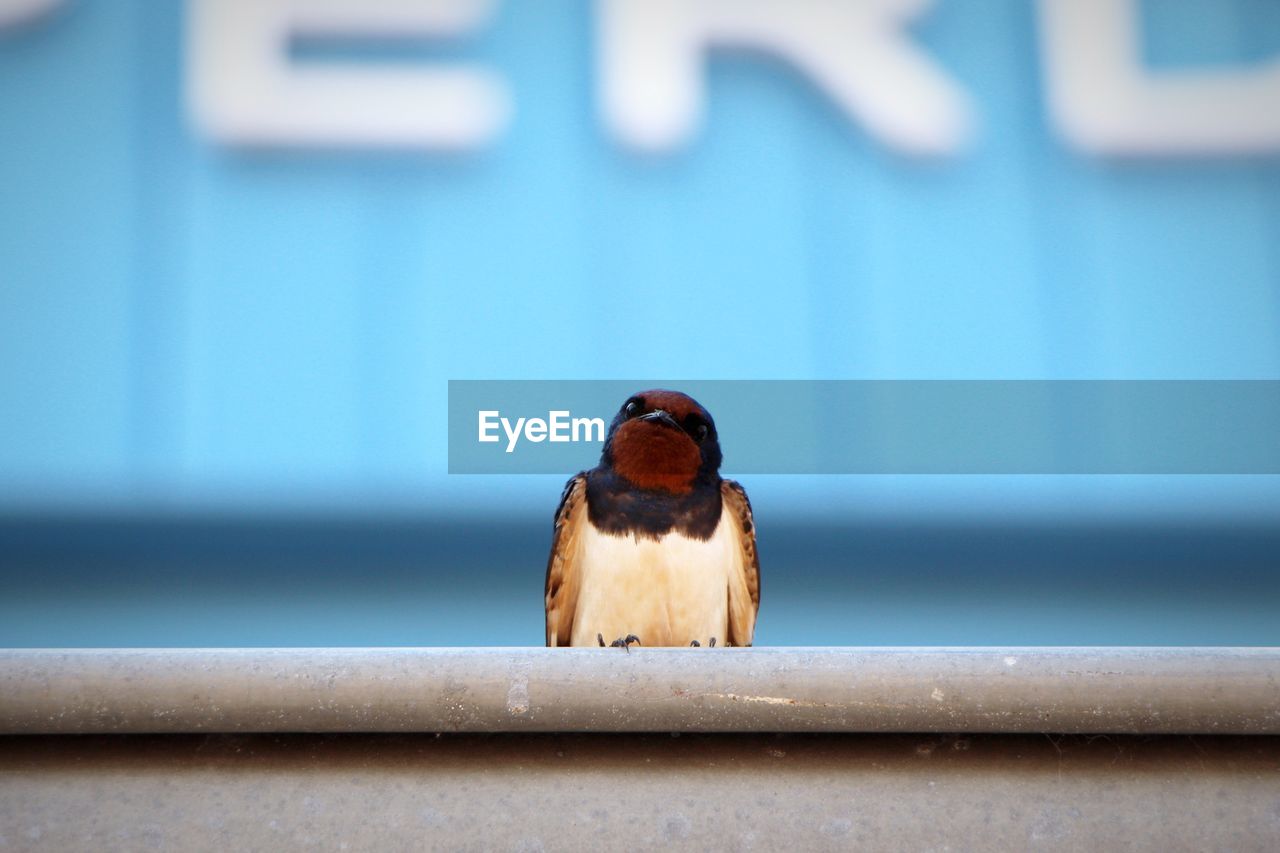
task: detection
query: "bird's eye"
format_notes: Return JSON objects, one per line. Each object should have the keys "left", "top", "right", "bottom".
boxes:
{"left": 693, "top": 423, "right": 709, "bottom": 443}
{"left": 623, "top": 399, "right": 641, "bottom": 419}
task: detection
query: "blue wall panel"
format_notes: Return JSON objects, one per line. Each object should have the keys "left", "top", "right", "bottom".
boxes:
{"left": 0, "top": 2, "right": 139, "bottom": 487}
{"left": 0, "top": 0, "right": 1277, "bottom": 519}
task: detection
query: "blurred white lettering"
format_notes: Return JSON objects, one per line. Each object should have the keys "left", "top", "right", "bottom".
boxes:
{"left": 0, "top": 0, "right": 63, "bottom": 28}
{"left": 598, "top": 0, "right": 973, "bottom": 154}
{"left": 3, "top": 0, "right": 1262, "bottom": 157}
{"left": 1039, "top": 0, "right": 1280, "bottom": 154}
{"left": 187, "top": 0, "right": 511, "bottom": 149}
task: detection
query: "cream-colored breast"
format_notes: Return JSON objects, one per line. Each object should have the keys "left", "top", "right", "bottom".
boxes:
{"left": 569, "top": 511, "right": 734, "bottom": 647}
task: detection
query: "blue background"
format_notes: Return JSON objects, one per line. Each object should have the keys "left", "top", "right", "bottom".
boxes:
{"left": 1, "top": 1, "right": 1277, "bottom": 646}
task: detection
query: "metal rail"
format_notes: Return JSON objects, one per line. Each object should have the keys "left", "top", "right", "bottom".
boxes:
{"left": 4, "top": 732, "right": 1280, "bottom": 851}
{"left": 2, "top": 646, "right": 1278, "bottom": 734}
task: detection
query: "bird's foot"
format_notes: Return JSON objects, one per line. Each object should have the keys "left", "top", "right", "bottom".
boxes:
{"left": 601, "top": 634, "right": 641, "bottom": 652}
{"left": 690, "top": 638, "right": 717, "bottom": 648}
{"left": 689, "top": 640, "right": 699, "bottom": 647}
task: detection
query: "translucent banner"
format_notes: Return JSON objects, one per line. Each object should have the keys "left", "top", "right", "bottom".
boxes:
{"left": 447, "top": 380, "right": 1280, "bottom": 475}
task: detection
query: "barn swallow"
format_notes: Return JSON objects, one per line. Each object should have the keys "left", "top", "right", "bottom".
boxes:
{"left": 544, "top": 390, "right": 760, "bottom": 648}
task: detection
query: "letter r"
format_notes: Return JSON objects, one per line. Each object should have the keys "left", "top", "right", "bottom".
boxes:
{"left": 597, "top": 0, "right": 973, "bottom": 154}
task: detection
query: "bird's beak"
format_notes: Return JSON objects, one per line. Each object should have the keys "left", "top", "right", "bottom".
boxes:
{"left": 638, "top": 409, "right": 681, "bottom": 430}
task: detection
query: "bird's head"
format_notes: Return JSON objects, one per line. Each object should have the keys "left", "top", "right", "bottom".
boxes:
{"left": 601, "top": 389, "right": 721, "bottom": 494}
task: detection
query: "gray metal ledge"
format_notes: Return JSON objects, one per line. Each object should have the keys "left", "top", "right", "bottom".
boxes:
{"left": 2, "top": 647, "right": 1279, "bottom": 735}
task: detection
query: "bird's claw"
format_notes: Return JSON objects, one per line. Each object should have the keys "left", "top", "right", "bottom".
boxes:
{"left": 605, "top": 634, "right": 642, "bottom": 652}
{"left": 690, "top": 638, "right": 717, "bottom": 648}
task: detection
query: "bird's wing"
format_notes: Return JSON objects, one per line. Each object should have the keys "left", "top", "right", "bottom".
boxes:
{"left": 544, "top": 473, "right": 589, "bottom": 647}
{"left": 721, "top": 479, "right": 761, "bottom": 647}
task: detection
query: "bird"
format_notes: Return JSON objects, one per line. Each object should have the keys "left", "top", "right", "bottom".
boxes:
{"left": 544, "top": 389, "right": 760, "bottom": 649}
